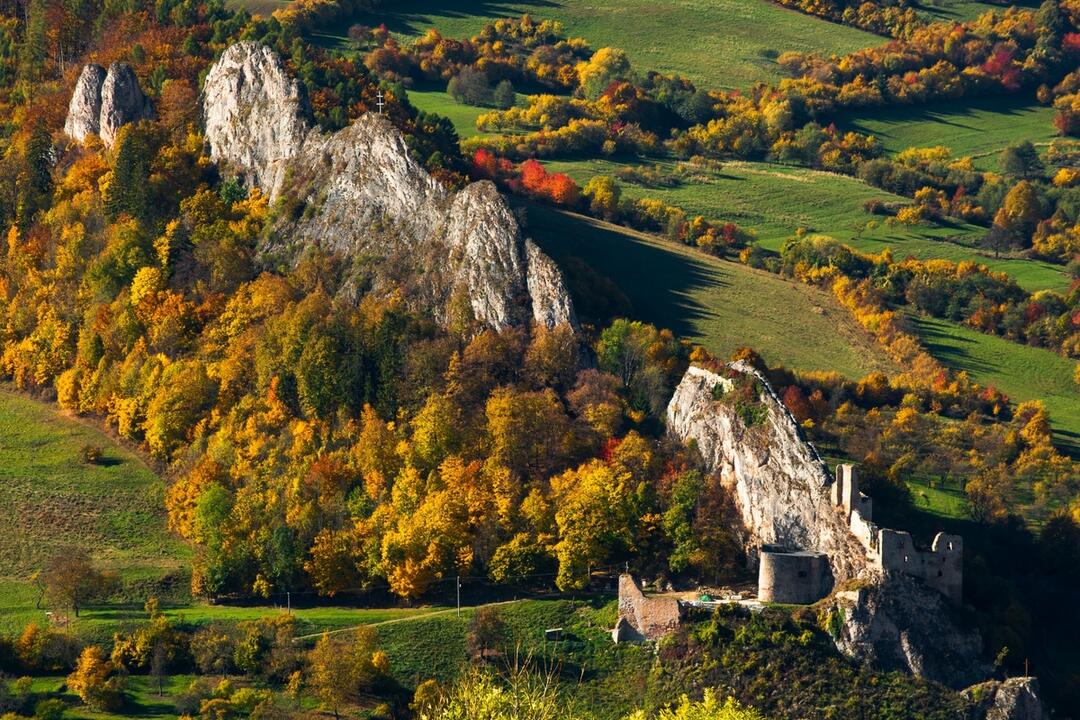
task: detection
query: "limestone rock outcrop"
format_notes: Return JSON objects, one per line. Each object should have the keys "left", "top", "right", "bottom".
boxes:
{"left": 964, "top": 677, "right": 1047, "bottom": 720}
{"left": 829, "top": 578, "right": 988, "bottom": 688}
{"left": 201, "top": 42, "right": 576, "bottom": 331}
{"left": 64, "top": 64, "right": 107, "bottom": 144}
{"left": 665, "top": 362, "right": 990, "bottom": 688}
{"left": 64, "top": 63, "right": 154, "bottom": 147}
{"left": 665, "top": 363, "right": 868, "bottom": 584}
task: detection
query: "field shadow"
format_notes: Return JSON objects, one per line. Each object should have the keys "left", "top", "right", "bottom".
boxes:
{"left": 836, "top": 93, "right": 1042, "bottom": 140}
{"left": 908, "top": 315, "right": 1004, "bottom": 375}
{"left": 523, "top": 205, "right": 723, "bottom": 338}
{"left": 345, "top": 0, "right": 561, "bottom": 36}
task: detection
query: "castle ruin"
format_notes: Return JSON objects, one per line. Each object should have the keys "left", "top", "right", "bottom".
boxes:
{"left": 758, "top": 464, "right": 963, "bottom": 605}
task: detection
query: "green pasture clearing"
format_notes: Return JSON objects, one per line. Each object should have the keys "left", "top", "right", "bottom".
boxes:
{"left": 406, "top": 86, "right": 489, "bottom": 139}
{"left": 524, "top": 204, "right": 900, "bottom": 379}
{"left": 909, "top": 314, "right": 1080, "bottom": 453}
{"left": 918, "top": 0, "right": 1040, "bottom": 22}
{"left": 837, "top": 95, "right": 1058, "bottom": 172}
{"left": 543, "top": 156, "right": 1068, "bottom": 293}
{"left": 304, "top": 0, "right": 881, "bottom": 90}
{"left": 0, "top": 388, "right": 191, "bottom": 629}
{"left": 905, "top": 479, "right": 968, "bottom": 520}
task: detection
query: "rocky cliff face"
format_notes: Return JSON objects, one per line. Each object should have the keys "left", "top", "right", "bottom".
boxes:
{"left": 829, "top": 579, "right": 988, "bottom": 688}
{"left": 666, "top": 363, "right": 868, "bottom": 584}
{"left": 963, "top": 678, "right": 1047, "bottom": 720}
{"left": 201, "top": 42, "right": 575, "bottom": 331}
{"left": 64, "top": 63, "right": 154, "bottom": 148}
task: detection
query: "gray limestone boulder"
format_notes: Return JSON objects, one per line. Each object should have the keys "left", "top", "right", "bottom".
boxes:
{"left": 64, "top": 64, "right": 107, "bottom": 143}
{"left": 98, "top": 63, "right": 155, "bottom": 147}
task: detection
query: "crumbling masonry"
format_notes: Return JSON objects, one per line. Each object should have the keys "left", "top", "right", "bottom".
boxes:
{"left": 757, "top": 463, "right": 963, "bottom": 606}
{"left": 832, "top": 464, "right": 963, "bottom": 603}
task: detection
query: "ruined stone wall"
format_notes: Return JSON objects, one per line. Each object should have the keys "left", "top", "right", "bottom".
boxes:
{"left": 834, "top": 464, "right": 962, "bottom": 603}
{"left": 617, "top": 574, "right": 682, "bottom": 640}
{"left": 879, "top": 529, "right": 963, "bottom": 603}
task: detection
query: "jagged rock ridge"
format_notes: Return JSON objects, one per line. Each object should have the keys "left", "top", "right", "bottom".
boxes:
{"left": 64, "top": 63, "right": 155, "bottom": 148}
{"left": 201, "top": 42, "right": 576, "bottom": 331}
{"left": 964, "top": 677, "right": 1048, "bottom": 720}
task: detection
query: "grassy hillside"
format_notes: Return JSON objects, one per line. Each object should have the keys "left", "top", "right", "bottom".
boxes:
{"left": 837, "top": 95, "right": 1058, "bottom": 172}
{"left": 525, "top": 204, "right": 900, "bottom": 378}
{"left": 305, "top": 0, "right": 881, "bottom": 90}
{"left": 543, "top": 157, "right": 1068, "bottom": 293}
{"left": 909, "top": 315, "right": 1080, "bottom": 453}
{"left": 0, "top": 388, "right": 190, "bottom": 631}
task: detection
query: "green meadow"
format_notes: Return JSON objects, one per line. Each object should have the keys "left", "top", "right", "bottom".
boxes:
{"left": 837, "top": 95, "right": 1059, "bottom": 172}
{"left": 310, "top": 0, "right": 881, "bottom": 89}
{"left": 525, "top": 204, "right": 900, "bottom": 379}
{"left": 542, "top": 157, "right": 1069, "bottom": 293}
{"left": 406, "top": 87, "right": 490, "bottom": 139}
{"left": 909, "top": 314, "right": 1080, "bottom": 453}
{"left": 0, "top": 388, "right": 191, "bottom": 631}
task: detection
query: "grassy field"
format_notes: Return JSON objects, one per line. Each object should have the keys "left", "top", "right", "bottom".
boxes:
{"left": 301, "top": 0, "right": 882, "bottom": 90}
{"left": 909, "top": 314, "right": 1080, "bottom": 453}
{"left": 543, "top": 157, "right": 1068, "bottom": 293}
{"left": 837, "top": 95, "right": 1059, "bottom": 172}
{"left": 525, "top": 204, "right": 900, "bottom": 378}
{"left": 919, "top": 0, "right": 1041, "bottom": 21}
{"left": 0, "top": 388, "right": 191, "bottom": 631}
{"left": 407, "top": 86, "right": 490, "bottom": 138}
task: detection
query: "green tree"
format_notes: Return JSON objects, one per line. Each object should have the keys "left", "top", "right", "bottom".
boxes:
{"left": 492, "top": 79, "right": 516, "bottom": 110}
{"left": 16, "top": 0, "right": 47, "bottom": 89}
{"left": 16, "top": 122, "right": 54, "bottom": 229}
{"left": 1001, "top": 141, "right": 1045, "bottom": 180}
{"left": 104, "top": 123, "right": 153, "bottom": 222}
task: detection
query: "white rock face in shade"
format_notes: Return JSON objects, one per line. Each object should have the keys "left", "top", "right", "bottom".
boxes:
{"left": 202, "top": 42, "right": 576, "bottom": 331}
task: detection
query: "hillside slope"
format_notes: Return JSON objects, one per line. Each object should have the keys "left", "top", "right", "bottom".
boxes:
{"left": 0, "top": 388, "right": 189, "bottom": 632}
{"left": 526, "top": 205, "right": 900, "bottom": 378}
